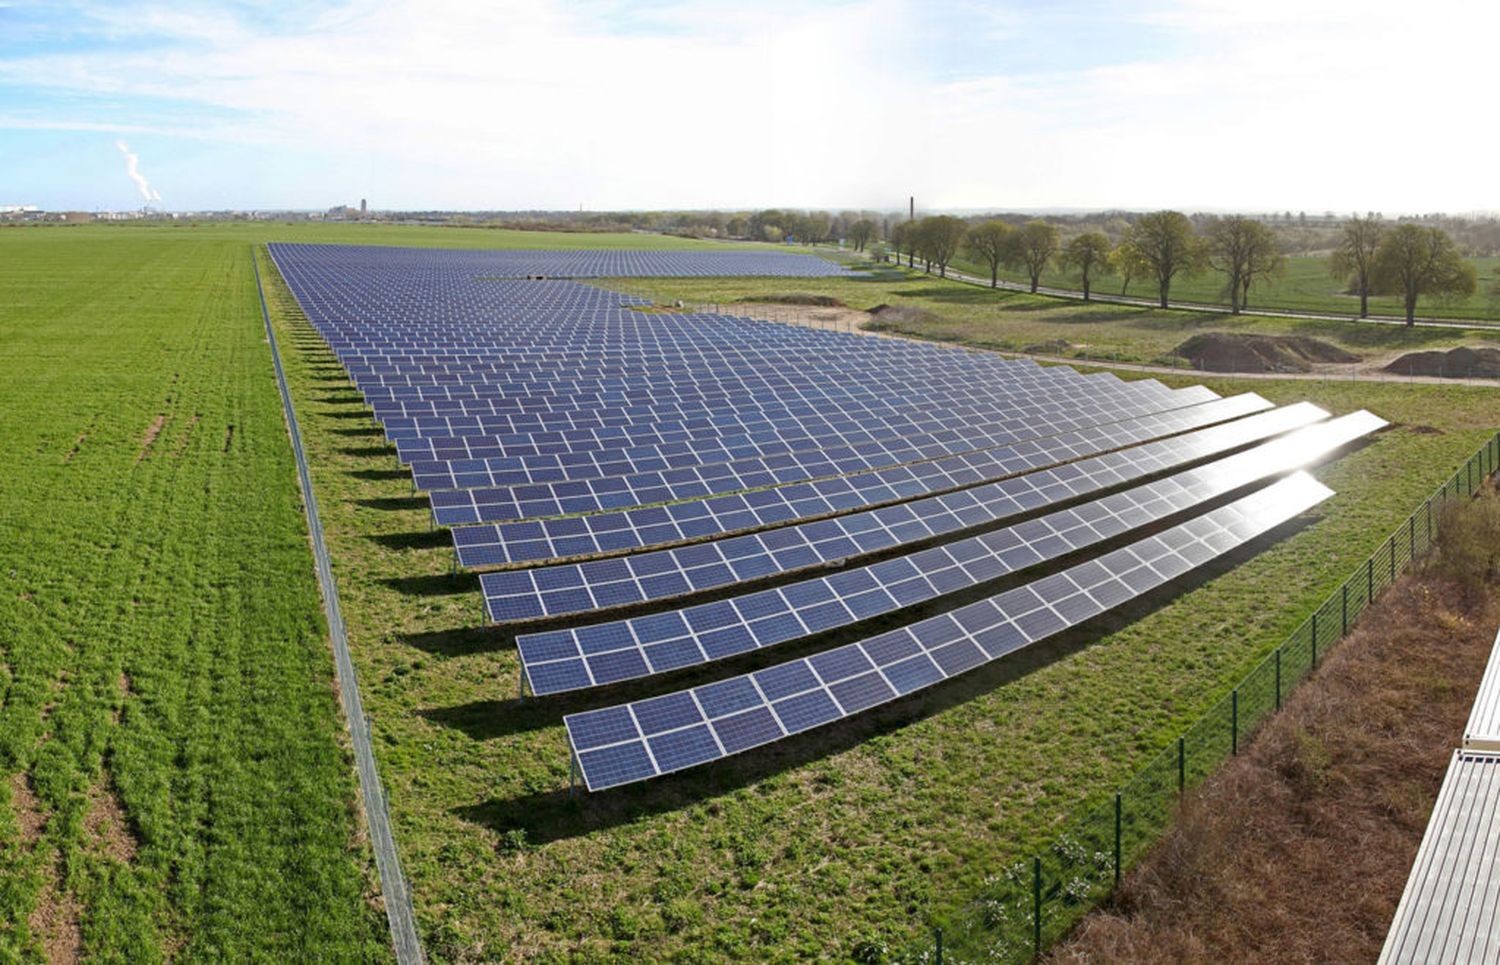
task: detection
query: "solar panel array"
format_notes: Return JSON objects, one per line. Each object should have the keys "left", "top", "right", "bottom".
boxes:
{"left": 270, "top": 241, "right": 1379, "bottom": 794}
{"left": 565, "top": 475, "right": 1334, "bottom": 790}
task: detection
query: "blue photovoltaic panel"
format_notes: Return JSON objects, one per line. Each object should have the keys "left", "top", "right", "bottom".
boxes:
{"left": 405, "top": 375, "right": 1175, "bottom": 491}
{"left": 518, "top": 411, "right": 1382, "bottom": 692}
{"left": 478, "top": 402, "right": 1329, "bottom": 612}
{"left": 564, "top": 473, "right": 1335, "bottom": 791}
{"left": 451, "top": 393, "right": 1272, "bottom": 561}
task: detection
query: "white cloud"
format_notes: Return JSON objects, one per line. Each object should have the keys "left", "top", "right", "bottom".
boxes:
{"left": 2, "top": 0, "right": 1496, "bottom": 212}
{"left": 0, "top": 0, "right": 929, "bottom": 209}
{"left": 927, "top": 0, "right": 1500, "bottom": 213}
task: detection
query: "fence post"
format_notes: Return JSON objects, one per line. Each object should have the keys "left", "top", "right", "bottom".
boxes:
{"left": 1389, "top": 534, "right": 1396, "bottom": 582}
{"left": 1410, "top": 515, "right": 1416, "bottom": 563}
{"left": 1312, "top": 612, "right": 1319, "bottom": 668}
{"left": 1114, "top": 793, "right": 1122, "bottom": 886}
{"left": 1367, "top": 556, "right": 1373, "bottom": 604}
{"left": 1033, "top": 856, "right": 1042, "bottom": 958}
{"left": 1275, "top": 648, "right": 1282, "bottom": 711}
{"left": 1427, "top": 499, "right": 1433, "bottom": 545}
{"left": 1342, "top": 583, "right": 1348, "bottom": 636}
{"left": 1231, "top": 689, "right": 1239, "bottom": 756}
{"left": 1178, "top": 736, "right": 1185, "bottom": 797}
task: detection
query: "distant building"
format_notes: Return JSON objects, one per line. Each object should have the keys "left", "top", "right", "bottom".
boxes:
{"left": 360, "top": 198, "right": 367, "bottom": 215}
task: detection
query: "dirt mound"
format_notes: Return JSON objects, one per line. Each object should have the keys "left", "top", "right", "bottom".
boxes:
{"left": 739, "top": 293, "right": 845, "bottom": 307}
{"left": 866, "top": 304, "right": 941, "bottom": 327}
{"left": 1174, "top": 333, "right": 1359, "bottom": 373}
{"left": 1383, "top": 346, "right": 1500, "bottom": 379}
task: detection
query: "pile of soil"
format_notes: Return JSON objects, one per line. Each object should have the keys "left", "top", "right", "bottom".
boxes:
{"left": 738, "top": 293, "right": 845, "bottom": 307}
{"left": 1383, "top": 346, "right": 1500, "bottom": 379}
{"left": 866, "top": 304, "right": 941, "bottom": 327}
{"left": 1173, "top": 333, "right": 1359, "bottom": 373}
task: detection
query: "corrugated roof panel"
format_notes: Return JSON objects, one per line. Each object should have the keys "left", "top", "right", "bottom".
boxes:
{"left": 1379, "top": 750, "right": 1500, "bottom": 964}
{"left": 1464, "top": 627, "right": 1500, "bottom": 751}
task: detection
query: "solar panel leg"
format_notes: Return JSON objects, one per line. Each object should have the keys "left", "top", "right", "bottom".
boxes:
{"left": 569, "top": 754, "right": 577, "bottom": 797}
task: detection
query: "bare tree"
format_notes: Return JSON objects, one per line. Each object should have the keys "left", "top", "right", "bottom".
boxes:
{"left": 1011, "top": 220, "right": 1059, "bottom": 293}
{"left": 963, "top": 220, "right": 1016, "bottom": 288}
{"left": 1372, "top": 224, "right": 1477, "bottom": 325}
{"left": 1059, "top": 231, "right": 1112, "bottom": 302}
{"left": 1328, "top": 215, "right": 1383, "bottom": 318}
{"left": 1123, "top": 211, "right": 1206, "bottom": 308}
{"left": 1109, "top": 241, "right": 1147, "bottom": 295}
{"left": 890, "top": 221, "right": 913, "bottom": 268}
{"left": 914, "top": 216, "right": 968, "bottom": 278}
{"left": 1206, "top": 216, "right": 1284, "bottom": 314}
{"left": 848, "top": 219, "right": 877, "bottom": 252}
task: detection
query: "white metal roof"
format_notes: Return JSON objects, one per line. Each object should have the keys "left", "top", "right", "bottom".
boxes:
{"left": 1465, "top": 627, "right": 1500, "bottom": 752}
{"left": 1379, "top": 750, "right": 1500, "bottom": 963}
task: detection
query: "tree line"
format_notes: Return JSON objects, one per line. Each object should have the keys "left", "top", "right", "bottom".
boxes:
{"left": 886, "top": 211, "right": 1476, "bottom": 325}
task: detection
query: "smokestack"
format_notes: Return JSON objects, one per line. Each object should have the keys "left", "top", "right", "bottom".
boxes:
{"left": 909, "top": 196, "right": 914, "bottom": 221}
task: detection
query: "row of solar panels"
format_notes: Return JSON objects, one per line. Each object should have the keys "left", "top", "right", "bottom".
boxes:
{"left": 270, "top": 241, "right": 1379, "bottom": 795}
{"left": 1380, "top": 625, "right": 1500, "bottom": 962}
{"left": 272, "top": 243, "right": 852, "bottom": 279}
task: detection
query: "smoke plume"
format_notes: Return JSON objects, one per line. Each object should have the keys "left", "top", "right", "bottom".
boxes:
{"left": 115, "top": 139, "right": 163, "bottom": 204}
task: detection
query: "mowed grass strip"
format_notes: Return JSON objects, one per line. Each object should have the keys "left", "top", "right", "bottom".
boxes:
{"left": 614, "top": 271, "right": 1500, "bottom": 371}
{"left": 0, "top": 230, "right": 387, "bottom": 959}
{"left": 264, "top": 244, "right": 1500, "bottom": 960}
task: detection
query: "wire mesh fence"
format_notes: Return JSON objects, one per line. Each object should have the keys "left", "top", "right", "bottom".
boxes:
{"left": 899, "top": 431, "right": 1500, "bottom": 963}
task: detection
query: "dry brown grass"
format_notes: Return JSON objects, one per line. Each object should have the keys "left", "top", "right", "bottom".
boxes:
{"left": 1052, "top": 492, "right": 1500, "bottom": 964}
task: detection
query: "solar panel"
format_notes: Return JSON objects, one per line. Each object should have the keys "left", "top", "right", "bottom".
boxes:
{"left": 475, "top": 402, "right": 1328, "bottom": 605}
{"left": 517, "top": 412, "right": 1382, "bottom": 693}
{"left": 447, "top": 393, "right": 1273, "bottom": 557}
{"left": 563, "top": 472, "right": 1334, "bottom": 791}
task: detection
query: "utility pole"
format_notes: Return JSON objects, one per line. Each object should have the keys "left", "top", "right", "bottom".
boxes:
{"left": 909, "top": 196, "right": 914, "bottom": 221}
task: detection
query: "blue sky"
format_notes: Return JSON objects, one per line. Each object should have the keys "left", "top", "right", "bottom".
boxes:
{"left": 1, "top": 0, "right": 1493, "bottom": 213}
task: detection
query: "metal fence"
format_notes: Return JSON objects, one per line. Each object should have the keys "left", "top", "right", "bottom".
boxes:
{"left": 898, "top": 431, "right": 1500, "bottom": 964}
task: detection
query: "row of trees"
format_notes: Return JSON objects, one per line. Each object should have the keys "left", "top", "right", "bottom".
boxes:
{"left": 889, "top": 211, "right": 1476, "bottom": 325}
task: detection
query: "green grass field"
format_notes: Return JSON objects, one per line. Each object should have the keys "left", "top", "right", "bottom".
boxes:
{"left": 944, "top": 251, "right": 1500, "bottom": 322}
{"left": 612, "top": 271, "right": 1500, "bottom": 371}
{"left": 257, "top": 242, "right": 1500, "bottom": 959}
{"left": 0, "top": 228, "right": 394, "bottom": 957}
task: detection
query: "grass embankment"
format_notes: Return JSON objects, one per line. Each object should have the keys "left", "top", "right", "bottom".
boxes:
{"left": 268, "top": 251, "right": 1500, "bottom": 959}
{"left": 0, "top": 231, "right": 387, "bottom": 956}
{"left": 610, "top": 272, "right": 1500, "bottom": 373}
{"left": 944, "top": 251, "right": 1500, "bottom": 322}
{"left": 1053, "top": 491, "right": 1500, "bottom": 962}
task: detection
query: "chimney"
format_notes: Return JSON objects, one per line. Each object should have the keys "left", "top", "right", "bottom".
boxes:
{"left": 908, "top": 196, "right": 914, "bottom": 221}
